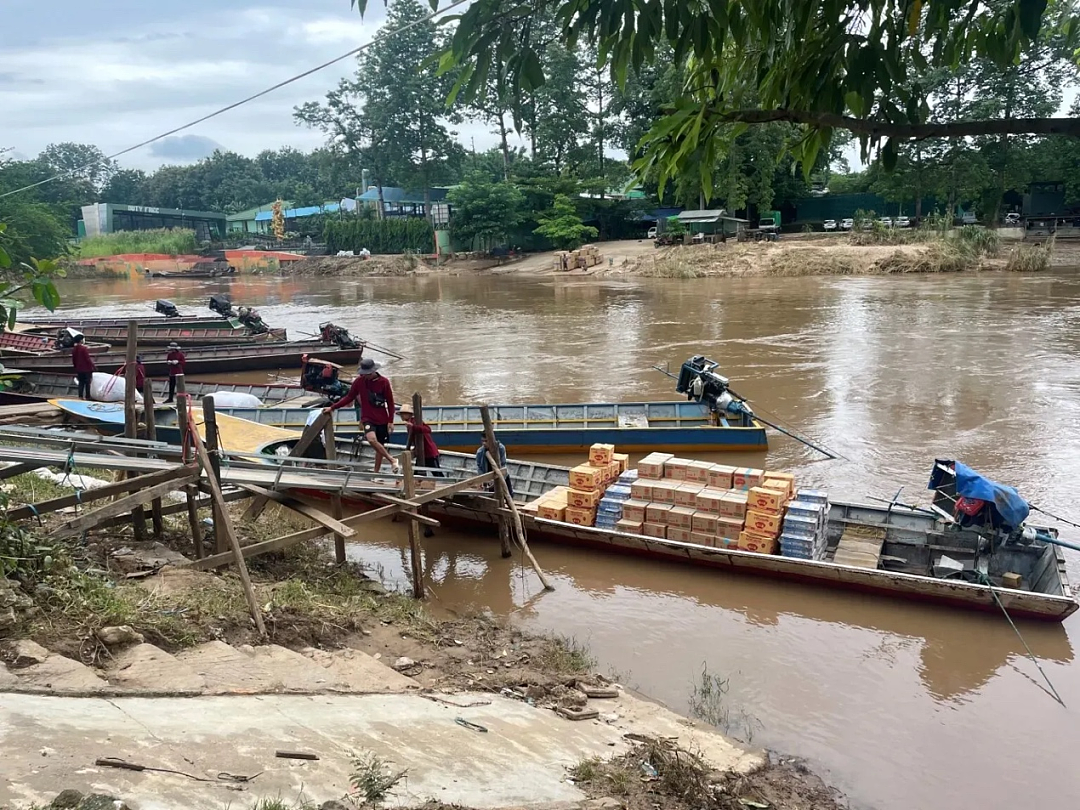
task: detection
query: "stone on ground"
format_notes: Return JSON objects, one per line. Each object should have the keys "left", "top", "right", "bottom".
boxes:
{"left": 105, "top": 644, "right": 206, "bottom": 693}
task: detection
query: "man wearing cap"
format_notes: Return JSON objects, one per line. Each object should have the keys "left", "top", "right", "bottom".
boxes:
{"left": 165, "top": 342, "right": 186, "bottom": 403}
{"left": 323, "top": 358, "right": 397, "bottom": 474}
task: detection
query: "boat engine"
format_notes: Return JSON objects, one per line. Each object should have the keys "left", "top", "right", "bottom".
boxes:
{"left": 208, "top": 293, "right": 234, "bottom": 318}
{"left": 319, "top": 322, "right": 363, "bottom": 349}
{"left": 676, "top": 355, "right": 753, "bottom": 418}
{"left": 54, "top": 327, "right": 82, "bottom": 350}
{"left": 155, "top": 299, "right": 181, "bottom": 318}
{"left": 300, "top": 355, "right": 350, "bottom": 401}
{"left": 235, "top": 306, "right": 269, "bottom": 335}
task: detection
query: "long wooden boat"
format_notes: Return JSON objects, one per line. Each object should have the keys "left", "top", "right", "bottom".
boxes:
{"left": 255, "top": 436, "right": 1077, "bottom": 622}
{"left": 16, "top": 315, "right": 237, "bottom": 330}
{"left": 22, "top": 325, "right": 288, "bottom": 346}
{"left": 0, "top": 332, "right": 112, "bottom": 356}
{"left": 211, "top": 400, "right": 768, "bottom": 454}
{"left": 8, "top": 341, "right": 363, "bottom": 375}
{"left": 1, "top": 373, "right": 314, "bottom": 406}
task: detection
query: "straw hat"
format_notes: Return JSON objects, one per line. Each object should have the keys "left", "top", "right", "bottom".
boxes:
{"left": 398, "top": 403, "right": 414, "bottom": 416}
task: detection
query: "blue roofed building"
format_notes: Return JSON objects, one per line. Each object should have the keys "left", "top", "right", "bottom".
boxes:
{"left": 356, "top": 186, "right": 449, "bottom": 218}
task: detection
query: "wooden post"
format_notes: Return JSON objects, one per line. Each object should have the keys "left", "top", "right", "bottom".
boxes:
{"left": 175, "top": 381, "right": 203, "bottom": 558}
{"left": 401, "top": 451, "right": 425, "bottom": 599}
{"left": 124, "top": 320, "right": 147, "bottom": 541}
{"left": 201, "top": 396, "right": 228, "bottom": 555}
{"left": 323, "top": 416, "right": 346, "bottom": 564}
{"left": 480, "top": 405, "right": 512, "bottom": 558}
{"left": 409, "top": 393, "right": 433, "bottom": 537}
{"left": 142, "top": 378, "right": 165, "bottom": 539}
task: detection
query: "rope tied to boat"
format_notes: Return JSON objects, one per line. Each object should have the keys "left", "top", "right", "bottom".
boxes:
{"left": 1029, "top": 504, "right": 1080, "bottom": 531}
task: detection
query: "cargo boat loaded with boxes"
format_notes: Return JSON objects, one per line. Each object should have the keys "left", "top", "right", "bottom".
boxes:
{"left": 528, "top": 446, "right": 829, "bottom": 561}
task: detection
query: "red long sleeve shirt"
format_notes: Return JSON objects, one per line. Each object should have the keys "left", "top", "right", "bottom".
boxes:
{"left": 71, "top": 344, "right": 95, "bottom": 373}
{"left": 408, "top": 421, "right": 439, "bottom": 461}
{"left": 329, "top": 374, "right": 394, "bottom": 424}
{"left": 166, "top": 349, "right": 186, "bottom": 377}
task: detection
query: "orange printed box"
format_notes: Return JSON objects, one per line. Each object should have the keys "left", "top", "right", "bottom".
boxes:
{"left": 707, "top": 464, "right": 736, "bottom": 490}
{"left": 763, "top": 478, "right": 794, "bottom": 500}
{"left": 744, "top": 509, "right": 782, "bottom": 536}
{"left": 732, "top": 468, "right": 765, "bottom": 490}
{"left": 690, "top": 531, "right": 716, "bottom": 547}
{"left": 666, "top": 506, "right": 696, "bottom": 529}
{"left": 646, "top": 503, "right": 673, "bottom": 524}
{"left": 717, "top": 516, "right": 745, "bottom": 541}
{"left": 607, "top": 460, "right": 621, "bottom": 481}
{"left": 748, "top": 486, "right": 786, "bottom": 514}
{"left": 692, "top": 512, "right": 719, "bottom": 534}
{"left": 673, "top": 483, "right": 704, "bottom": 507}
{"left": 684, "top": 460, "right": 716, "bottom": 483}
{"left": 649, "top": 480, "right": 680, "bottom": 504}
{"left": 616, "top": 519, "right": 643, "bottom": 534}
{"left": 621, "top": 499, "right": 649, "bottom": 523}
{"left": 695, "top": 488, "right": 726, "bottom": 514}
{"left": 569, "top": 464, "right": 604, "bottom": 491}
{"left": 738, "top": 530, "right": 779, "bottom": 555}
{"left": 637, "top": 453, "right": 673, "bottom": 479}
{"left": 567, "top": 488, "right": 600, "bottom": 509}
{"left": 642, "top": 522, "right": 667, "bottom": 538}
{"left": 537, "top": 502, "right": 566, "bottom": 521}
{"left": 589, "top": 443, "right": 615, "bottom": 466}
{"left": 565, "top": 506, "right": 597, "bottom": 526}
{"left": 664, "top": 458, "right": 692, "bottom": 480}
{"left": 630, "top": 480, "right": 654, "bottom": 501}
{"left": 667, "top": 528, "right": 693, "bottom": 543}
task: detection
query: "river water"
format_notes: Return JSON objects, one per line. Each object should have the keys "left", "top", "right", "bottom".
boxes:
{"left": 38, "top": 270, "right": 1080, "bottom": 808}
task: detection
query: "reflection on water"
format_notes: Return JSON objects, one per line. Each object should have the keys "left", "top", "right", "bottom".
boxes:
{"left": 38, "top": 270, "right": 1080, "bottom": 809}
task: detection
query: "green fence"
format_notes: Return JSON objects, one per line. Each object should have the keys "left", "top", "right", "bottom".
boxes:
{"left": 324, "top": 218, "right": 435, "bottom": 254}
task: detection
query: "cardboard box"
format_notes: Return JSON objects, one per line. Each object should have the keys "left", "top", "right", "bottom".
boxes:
{"left": 616, "top": 519, "right": 643, "bottom": 534}
{"left": 690, "top": 531, "right": 716, "bottom": 547}
{"left": 764, "top": 470, "right": 795, "bottom": 488}
{"left": 589, "top": 443, "right": 615, "bottom": 466}
{"left": 1002, "top": 572, "right": 1023, "bottom": 589}
{"left": 630, "top": 480, "right": 653, "bottom": 501}
{"left": 567, "top": 488, "right": 600, "bottom": 509}
{"left": 738, "top": 530, "right": 779, "bottom": 555}
{"left": 717, "top": 516, "right": 744, "bottom": 541}
{"left": 569, "top": 464, "right": 604, "bottom": 491}
{"left": 763, "top": 478, "right": 794, "bottom": 500}
{"left": 621, "top": 499, "right": 649, "bottom": 523}
{"left": 637, "top": 452, "right": 673, "bottom": 479}
{"left": 667, "top": 528, "right": 693, "bottom": 543}
{"left": 565, "top": 506, "right": 597, "bottom": 526}
{"left": 666, "top": 505, "right": 696, "bottom": 529}
{"left": 607, "top": 460, "right": 621, "bottom": 481}
{"left": 718, "top": 492, "right": 748, "bottom": 519}
{"left": 745, "top": 509, "right": 783, "bottom": 537}
{"left": 537, "top": 502, "right": 566, "bottom": 521}
{"left": 613, "top": 452, "right": 630, "bottom": 472}
{"left": 649, "top": 480, "right": 680, "bottom": 504}
{"left": 732, "top": 468, "right": 765, "bottom": 490}
{"left": 664, "top": 458, "right": 691, "bottom": 480}
{"left": 543, "top": 486, "right": 569, "bottom": 504}
{"left": 715, "top": 536, "right": 739, "bottom": 550}
{"left": 692, "top": 512, "right": 719, "bottom": 534}
{"left": 707, "top": 464, "right": 736, "bottom": 489}
{"left": 684, "top": 460, "right": 716, "bottom": 483}
{"left": 643, "top": 522, "right": 667, "bottom": 538}
{"left": 646, "top": 503, "right": 673, "bottom": 524}
{"left": 748, "top": 486, "right": 786, "bottom": 514}
{"left": 695, "top": 488, "right": 726, "bottom": 514}
{"left": 673, "top": 482, "right": 704, "bottom": 507}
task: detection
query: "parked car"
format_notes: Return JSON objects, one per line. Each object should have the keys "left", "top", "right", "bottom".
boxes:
{"left": 1005, "top": 212, "right": 1021, "bottom": 226}
{"left": 823, "top": 219, "right": 837, "bottom": 231}
{"left": 960, "top": 211, "right": 977, "bottom": 225}
{"left": 895, "top": 216, "right": 910, "bottom": 228}
{"left": 840, "top": 218, "right": 854, "bottom": 230}
{"left": 878, "top": 217, "right": 893, "bottom": 228}
{"left": 647, "top": 226, "right": 657, "bottom": 239}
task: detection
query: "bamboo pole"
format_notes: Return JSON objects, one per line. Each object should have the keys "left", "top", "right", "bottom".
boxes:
{"left": 124, "top": 320, "right": 147, "bottom": 541}
{"left": 401, "top": 451, "right": 425, "bottom": 599}
{"left": 201, "top": 396, "right": 228, "bottom": 555}
{"left": 323, "top": 416, "right": 346, "bottom": 564}
{"left": 480, "top": 405, "right": 512, "bottom": 558}
{"left": 142, "top": 378, "right": 165, "bottom": 539}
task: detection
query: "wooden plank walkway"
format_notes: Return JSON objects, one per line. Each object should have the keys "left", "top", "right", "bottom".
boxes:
{"left": 832, "top": 525, "right": 887, "bottom": 570}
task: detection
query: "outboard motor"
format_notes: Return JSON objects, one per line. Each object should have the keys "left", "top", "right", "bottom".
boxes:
{"left": 300, "top": 355, "right": 350, "bottom": 402}
{"left": 155, "top": 299, "right": 180, "bottom": 318}
{"left": 54, "top": 327, "right": 82, "bottom": 350}
{"left": 209, "top": 294, "right": 234, "bottom": 318}
{"left": 319, "top": 322, "right": 362, "bottom": 349}
{"left": 676, "top": 355, "right": 753, "bottom": 419}
{"left": 236, "top": 305, "right": 269, "bottom": 335}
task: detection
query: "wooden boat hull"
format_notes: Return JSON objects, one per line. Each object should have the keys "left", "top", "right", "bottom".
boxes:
{"left": 5, "top": 342, "right": 362, "bottom": 375}
{"left": 213, "top": 401, "right": 769, "bottom": 454}
{"left": 17, "top": 316, "right": 238, "bottom": 330}
{"left": 22, "top": 326, "right": 288, "bottom": 346}
{"left": 11, "top": 373, "right": 312, "bottom": 405}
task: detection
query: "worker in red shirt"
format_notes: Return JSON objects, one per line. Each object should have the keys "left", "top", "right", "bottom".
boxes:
{"left": 165, "top": 342, "right": 186, "bottom": 403}
{"left": 71, "top": 333, "right": 95, "bottom": 400}
{"left": 399, "top": 402, "right": 441, "bottom": 476}
{"left": 323, "top": 357, "right": 397, "bottom": 474}
{"left": 118, "top": 355, "right": 146, "bottom": 394}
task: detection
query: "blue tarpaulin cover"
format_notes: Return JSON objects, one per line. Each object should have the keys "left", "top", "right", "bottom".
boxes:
{"left": 928, "top": 460, "right": 1030, "bottom": 530}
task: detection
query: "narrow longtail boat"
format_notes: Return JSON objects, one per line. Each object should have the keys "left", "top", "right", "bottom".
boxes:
{"left": 21, "top": 325, "right": 288, "bottom": 346}
{"left": 0, "top": 374, "right": 312, "bottom": 406}
{"left": 0, "top": 332, "right": 111, "bottom": 355}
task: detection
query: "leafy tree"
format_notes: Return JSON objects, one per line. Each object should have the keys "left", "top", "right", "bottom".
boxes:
{"left": 534, "top": 193, "right": 597, "bottom": 249}
{"left": 100, "top": 169, "right": 150, "bottom": 204}
{"left": 447, "top": 176, "right": 526, "bottom": 248}
{"left": 39, "top": 142, "right": 115, "bottom": 193}
{"left": 0, "top": 221, "right": 63, "bottom": 331}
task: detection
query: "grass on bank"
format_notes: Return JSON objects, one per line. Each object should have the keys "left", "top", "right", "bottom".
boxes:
{"left": 76, "top": 228, "right": 198, "bottom": 258}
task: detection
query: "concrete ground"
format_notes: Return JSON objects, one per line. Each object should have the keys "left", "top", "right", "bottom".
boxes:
{"left": 1, "top": 690, "right": 762, "bottom": 809}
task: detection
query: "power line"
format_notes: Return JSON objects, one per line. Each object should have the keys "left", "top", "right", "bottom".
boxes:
{"left": 0, "top": 0, "right": 470, "bottom": 201}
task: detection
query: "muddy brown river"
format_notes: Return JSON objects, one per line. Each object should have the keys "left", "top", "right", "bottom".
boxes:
{"left": 36, "top": 270, "right": 1080, "bottom": 808}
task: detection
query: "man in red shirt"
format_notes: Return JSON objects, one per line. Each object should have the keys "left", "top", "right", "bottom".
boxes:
{"left": 165, "top": 342, "right": 186, "bottom": 402}
{"left": 71, "top": 333, "right": 95, "bottom": 400}
{"left": 323, "top": 358, "right": 397, "bottom": 474}
{"left": 118, "top": 355, "right": 146, "bottom": 394}
{"left": 399, "top": 403, "right": 441, "bottom": 475}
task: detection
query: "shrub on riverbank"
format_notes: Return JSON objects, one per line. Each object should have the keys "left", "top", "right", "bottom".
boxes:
{"left": 1005, "top": 240, "right": 1053, "bottom": 272}
{"left": 324, "top": 218, "right": 434, "bottom": 254}
{"left": 77, "top": 228, "right": 197, "bottom": 258}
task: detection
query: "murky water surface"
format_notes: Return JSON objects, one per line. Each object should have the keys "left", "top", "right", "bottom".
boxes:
{"left": 40, "top": 270, "right": 1080, "bottom": 808}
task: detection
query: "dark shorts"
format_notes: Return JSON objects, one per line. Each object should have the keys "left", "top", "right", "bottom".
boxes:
{"left": 364, "top": 423, "right": 390, "bottom": 444}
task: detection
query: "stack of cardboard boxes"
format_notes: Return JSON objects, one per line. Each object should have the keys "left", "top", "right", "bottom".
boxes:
{"left": 779, "top": 489, "right": 831, "bottom": 560}
{"left": 553, "top": 245, "right": 604, "bottom": 271}
{"left": 531, "top": 443, "right": 629, "bottom": 525}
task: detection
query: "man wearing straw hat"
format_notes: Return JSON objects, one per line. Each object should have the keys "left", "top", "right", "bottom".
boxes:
{"left": 324, "top": 357, "right": 398, "bottom": 475}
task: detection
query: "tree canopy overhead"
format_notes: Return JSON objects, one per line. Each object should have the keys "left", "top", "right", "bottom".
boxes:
{"left": 359, "top": 0, "right": 1080, "bottom": 194}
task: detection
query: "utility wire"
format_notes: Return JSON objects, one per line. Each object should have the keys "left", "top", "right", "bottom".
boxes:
{"left": 0, "top": 0, "right": 471, "bottom": 201}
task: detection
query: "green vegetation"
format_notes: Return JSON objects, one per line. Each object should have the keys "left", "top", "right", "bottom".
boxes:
{"left": 349, "top": 751, "right": 408, "bottom": 806}
{"left": 688, "top": 662, "right": 763, "bottom": 744}
{"left": 1006, "top": 241, "right": 1053, "bottom": 272}
{"left": 534, "top": 633, "right": 595, "bottom": 675}
{"left": 534, "top": 194, "right": 599, "bottom": 250}
{"left": 76, "top": 228, "right": 197, "bottom": 258}
{"left": 0, "top": 219, "right": 62, "bottom": 329}
{"left": 324, "top": 218, "right": 435, "bottom": 255}
{"left": 447, "top": 176, "right": 526, "bottom": 249}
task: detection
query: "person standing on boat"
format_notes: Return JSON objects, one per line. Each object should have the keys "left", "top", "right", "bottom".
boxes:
{"left": 118, "top": 355, "right": 146, "bottom": 394}
{"left": 165, "top": 342, "right": 186, "bottom": 403}
{"left": 323, "top": 357, "right": 398, "bottom": 475}
{"left": 476, "top": 436, "right": 513, "bottom": 498}
{"left": 400, "top": 403, "right": 442, "bottom": 477}
{"left": 71, "top": 333, "right": 95, "bottom": 400}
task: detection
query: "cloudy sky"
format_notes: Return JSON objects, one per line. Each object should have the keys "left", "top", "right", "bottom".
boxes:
{"left": 4, "top": 0, "right": 504, "bottom": 169}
